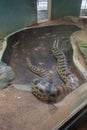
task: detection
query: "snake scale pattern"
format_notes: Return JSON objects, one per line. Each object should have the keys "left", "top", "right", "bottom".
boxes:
{"left": 51, "top": 39, "right": 79, "bottom": 90}
{"left": 26, "top": 38, "right": 79, "bottom": 102}
{"left": 26, "top": 57, "right": 60, "bottom": 102}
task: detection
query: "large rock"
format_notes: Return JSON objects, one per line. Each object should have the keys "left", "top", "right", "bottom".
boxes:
{"left": 0, "top": 61, "right": 15, "bottom": 90}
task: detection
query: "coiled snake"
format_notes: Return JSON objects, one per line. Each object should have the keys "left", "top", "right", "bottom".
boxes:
{"left": 51, "top": 39, "right": 79, "bottom": 90}
{"left": 26, "top": 58, "right": 60, "bottom": 102}
{"left": 26, "top": 38, "right": 79, "bottom": 102}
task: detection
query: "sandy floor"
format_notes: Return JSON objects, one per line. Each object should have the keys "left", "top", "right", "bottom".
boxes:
{"left": 0, "top": 82, "right": 86, "bottom": 130}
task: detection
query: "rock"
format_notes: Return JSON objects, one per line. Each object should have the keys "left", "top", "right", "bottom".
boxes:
{"left": 0, "top": 61, "right": 15, "bottom": 90}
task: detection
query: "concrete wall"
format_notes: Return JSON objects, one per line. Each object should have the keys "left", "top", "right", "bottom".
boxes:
{"left": 0, "top": 0, "right": 37, "bottom": 38}
{"left": 0, "top": 0, "right": 83, "bottom": 38}
{"left": 51, "top": 0, "right": 82, "bottom": 19}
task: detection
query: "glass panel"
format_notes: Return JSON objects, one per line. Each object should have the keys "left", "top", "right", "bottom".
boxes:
{"left": 37, "top": 0, "right": 48, "bottom": 22}
{"left": 80, "top": 0, "right": 87, "bottom": 16}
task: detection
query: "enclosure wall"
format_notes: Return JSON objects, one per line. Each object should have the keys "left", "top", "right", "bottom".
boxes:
{"left": 51, "top": 0, "right": 82, "bottom": 19}
{"left": 0, "top": 0, "right": 37, "bottom": 38}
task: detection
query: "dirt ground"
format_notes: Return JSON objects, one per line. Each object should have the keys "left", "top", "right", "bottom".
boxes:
{"left": 0, "top": 85, "right": 57, "bottom": 130}
{"left": 0, "top": 82, "right": 86, "bottom": 130}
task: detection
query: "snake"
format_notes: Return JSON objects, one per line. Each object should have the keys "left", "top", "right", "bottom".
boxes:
{"left": 26, "top": 58, "right": 61, "bottom": 102}
{"left": 51, "top": 38, "right": 79, "bottom": 90}
{"left": 26, "top": 38, "right": 79, "bottom": 102}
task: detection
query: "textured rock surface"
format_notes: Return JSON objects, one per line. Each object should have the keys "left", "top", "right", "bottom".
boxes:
{"left": 0, "top": 61, "right": 15, "bottom": 90}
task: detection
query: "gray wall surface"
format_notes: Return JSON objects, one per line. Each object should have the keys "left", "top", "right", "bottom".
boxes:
{"left": 0, "top": 0, "right": 37, "bottom": 38}
{"left": 51, "top": 0, "right": 82, "bottom": 19}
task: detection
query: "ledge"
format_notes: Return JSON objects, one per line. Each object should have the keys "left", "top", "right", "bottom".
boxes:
{"left": 70, "top": 30, "right": 87, "bottom": 81}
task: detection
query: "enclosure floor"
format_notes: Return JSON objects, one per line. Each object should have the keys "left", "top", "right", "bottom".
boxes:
{"left": 0, "top": 83, "right": 86, "bottom": 130}
{"left": 3, "top": 24, "right": 83, "bottom": 86}
{"left": 1, "top": 22, "right": 87, "bottom": 130}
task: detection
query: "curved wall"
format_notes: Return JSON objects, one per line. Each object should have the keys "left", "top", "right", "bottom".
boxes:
{"left": 0, "top": 0, "right": 37, "bottom": 38}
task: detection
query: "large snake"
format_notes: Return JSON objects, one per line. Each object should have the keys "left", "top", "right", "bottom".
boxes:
{"left": 26, "top": 58, "right": 61, "bottom": 102}
{"left": 51, "top": 38, "right": 79, "bottom": 90}
{"left": 26, "top": 39, "right": 79, "bottom": 102}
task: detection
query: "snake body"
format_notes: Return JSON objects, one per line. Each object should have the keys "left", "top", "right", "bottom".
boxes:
{"left": 51, "top": 39, "right": 79, "bottom": 90}
{"left": 26, "top": 58, "right": 61, "bottom": 102}
{"left": 26, "top": 39, "right": 79, "bottom": 102}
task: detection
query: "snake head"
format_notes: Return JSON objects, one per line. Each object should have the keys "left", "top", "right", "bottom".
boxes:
{"left": 32, "top": 78, "right": 61, "bottom": 102}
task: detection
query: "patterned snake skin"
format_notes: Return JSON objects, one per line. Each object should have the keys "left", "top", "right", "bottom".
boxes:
{"left": 51, "top": 39, "right": 79, "bottom": 90}
{"left": 26, "top": 58, "right": 61, "bottom": 102}
{"left": 26, "top": 38, "right": 79, "bottom": 102}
